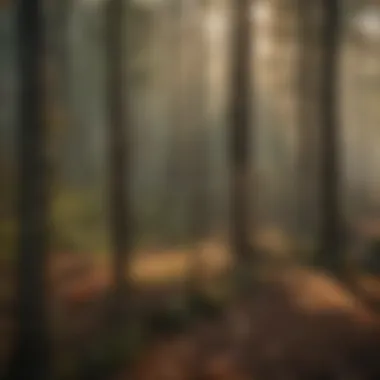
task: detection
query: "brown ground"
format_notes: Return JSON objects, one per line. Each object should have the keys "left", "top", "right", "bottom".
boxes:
{"left": 118, "top": 268, "right": 380, "bottom": 380}
{"left": 2, "top": 232, "right": 380, "bottom": 380}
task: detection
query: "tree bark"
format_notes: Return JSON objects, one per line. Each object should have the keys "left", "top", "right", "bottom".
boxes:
{"left": 187, "top": 0, "right": 211, "bottom": 288}
{"left": 229, "top": 0, "right": 253, "bottom": 290}
{"left": 7, "top": 0, "right": 51, "bottom": 379}
{"left": 163, "top": 0, "right": 188, "bottom": 244}
{"left": 297, "top": 0, "right": 318, "bottom": 241}
{"left": 318, "top": 0, "right": 343, "bottom": 274}
{"left": 105, "top": 0, "right": 131, "bottom": 322}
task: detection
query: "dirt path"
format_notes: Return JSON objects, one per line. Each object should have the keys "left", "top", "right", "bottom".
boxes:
{"left": 116, "top": 268, "right": 380, "bottom": 380}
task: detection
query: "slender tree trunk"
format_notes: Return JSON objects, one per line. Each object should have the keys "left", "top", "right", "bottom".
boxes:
{"left": 7, "top": 0, "right": 51, "bottom": 379}
{"left": 45, "top": 0, "right": 73, "bottom": 197}
{"left": 229, "top": 0, "right": 253, "bottom": 291}
{"left": 164, "top": 0, "right": 187, "bottom": 243}
{"left": 318, "top": 0, "right": 343, "bottom": 274}
{"left": 105, "top": 0, "right": 131, "bottom": 322}
{"left": 48, "top": 0, "right": 72, "bottom": 103}
{"left": 297, "top": 0, "right": 317, "bottom": 242}
{"left": 187, "top": 0, "right": 210, "bottom": 288}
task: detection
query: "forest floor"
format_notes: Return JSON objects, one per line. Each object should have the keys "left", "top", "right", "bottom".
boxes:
{"left": 50, "top": 245, "right": 380, "bottom": 380}
{"left": 2, "top": 227, "right": 380, "bottom": 379}
{"left": 115, "top": 267, "right": 380, "bottom": 380}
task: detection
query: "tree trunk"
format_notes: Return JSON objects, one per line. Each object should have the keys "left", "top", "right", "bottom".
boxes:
{"left": 163, "top": 0, "right": 188, "bottom": 244}
{"left": 105, "top": 0, "right": 131, "bottom": 322}
{"left": 7, "top": 0, "right": 51, "bottom": 379}
{"left": 164, "top": 0, "right": 181, "bottom": 211}
{"left": 45, "top": 0, "right": 73, "bottom": 202}
{"left": 187, "top": 0, "right": 211, "bottom": 289}
{"left": 297, "top": 0, "right": 319, "bottom": 242}
{"left": 318, "top": 0, "right": 343, "bottom": 274}
{"left": 229, "top": 0, "right": 253, "bottom": 291}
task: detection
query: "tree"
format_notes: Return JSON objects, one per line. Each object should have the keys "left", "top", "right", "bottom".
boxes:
{"left": 6, "top": 0, "right": 51, "bottom": 379}
{"left": 187, "top": 0, "right": 211, "bottom": 289}
{"left": 297, "top": 0, "right": 318, "bottom": 242}
{"left": 318, "top": 0, "right": 343, "bottom": 274}
{"left": 105, "top": 0, "right": 131, "bottom": 322}
{"left": 229, "top": 0, "right": 253, "bottom": 292}
{"left": 163, "top": 0, "right": 187, "bottom": 243}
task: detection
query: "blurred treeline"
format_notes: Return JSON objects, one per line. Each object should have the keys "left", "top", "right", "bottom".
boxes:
{"left": 2, "top": 1, "right": 380, "bottom": 380}
{"left": 1, "top": 0, "right": 380, "bottom": 253}
{"left": 0, "top": 0, "right": 380, "bottom": 254}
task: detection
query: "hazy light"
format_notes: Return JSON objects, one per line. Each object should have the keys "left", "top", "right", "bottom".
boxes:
{"left": 81, "top": 0, "right": 168, "bottom": 9}
{"left": 252, "top": 1, "right": 273, "bottom": 59}
{"left": 250, "top": 0, "right": 272, "bottom": 25}
{"left": 80, "top": 0, "right": 105, "bottom": 6}
{"left": 354, "top": 6, "right": 380, "bottom": 40}
{"left": 132, "top": 0, "right": 168, "bottom": 10}
{"left": 207, "top": 11, "right": 225, "bottom": 41}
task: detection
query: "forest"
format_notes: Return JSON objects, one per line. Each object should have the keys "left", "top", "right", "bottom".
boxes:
{"left": 1, "top": 0, "right": 380, "bottom": 379}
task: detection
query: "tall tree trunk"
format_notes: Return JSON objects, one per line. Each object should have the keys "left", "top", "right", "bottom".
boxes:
{"left": 187, "top": 0, "right": 210, "bottom": 289}
{"left": 48, "top": 0, "right": 72, "bottom": 103}
{"left": 318, "top": 0, "right": 343, "bottom": 274}
{"left": 164, "top": 0, "right": 187, "bottom": 243}
{"left": 297, "top": 0, "right": 318, "bottom": 243}
{"left": 7, "top": 0, "right": 51, "bottom": 379}
{"left": 105, "top": 0, "right": 131, "bottom": 322}
{"left": 46, "top": 0, "right": 73, "bottom": 203}
{"left": 229, "top": 0, "right": 253, "bottom": 292}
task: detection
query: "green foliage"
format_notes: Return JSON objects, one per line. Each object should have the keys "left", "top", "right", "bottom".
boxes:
{"left": 51, "top": 188, "right": 109, "bottom": 253}
{"left": 50, "top": 185, "right": 202, "bottom": 254}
